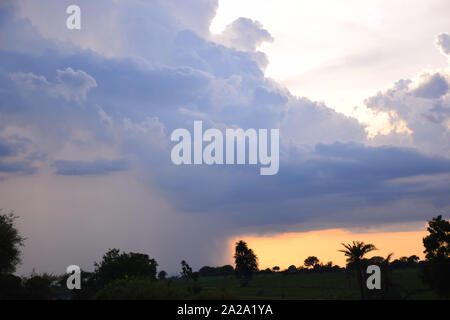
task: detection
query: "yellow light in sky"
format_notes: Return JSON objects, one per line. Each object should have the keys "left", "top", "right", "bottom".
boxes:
{"left": 228, "top": 228, "right": 427, "bottom": 270}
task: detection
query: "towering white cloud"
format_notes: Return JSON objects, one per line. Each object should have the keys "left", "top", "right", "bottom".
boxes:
{"left": 366, "top": 42, "right": 450, "bottom": 156}
{"left": 214, "top": 17, "right": 273, "bottom": 52}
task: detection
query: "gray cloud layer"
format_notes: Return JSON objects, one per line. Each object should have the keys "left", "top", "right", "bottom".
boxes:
{"left": 53, "top": 159, "right": 128, "bottom": 176}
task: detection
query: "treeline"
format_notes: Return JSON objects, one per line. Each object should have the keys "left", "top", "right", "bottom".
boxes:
{"left": 0, "top": 210, "right": 449, "bottom": 300}
{"left": 199, "top": 265, "right": 234, "bottom": 277}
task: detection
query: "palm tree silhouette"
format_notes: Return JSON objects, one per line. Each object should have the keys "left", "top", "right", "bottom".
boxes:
{"left": 339, "top": 241, "right": 377, "bottom": 299}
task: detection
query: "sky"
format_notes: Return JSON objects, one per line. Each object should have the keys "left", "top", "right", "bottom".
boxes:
{"left": 211, "top": 0, "right": 450, "bottom": 113}
{"left": 0, "top": 0, "right": 449, "bottom": 275}
{"left": 232, "top": 228, "right": 427, "bottom": 270}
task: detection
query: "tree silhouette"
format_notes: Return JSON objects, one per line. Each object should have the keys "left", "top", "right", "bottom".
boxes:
{"left": 22, "top": 272, "right": 55, "bottom": 300}
{"left": 234, "top": 240, "right": 258, "bottom": 287}
{"left": 391, "top": 255, "right": 420, "bottom": 269}
{"left": 422, "top": 215, "right": 449, "bottom": 260}
{"left": 199, "top": 265, "right": 234, "bottom": 277}
{"left": 94, "top": 248, "right": 158, "bottom": 288}
{"left": 420, "top": 215, "right": 450, "bottom": 298}
{"left": 158, "top": 270, "right": 167, "bottom": 280}
{"left": 339, "top": 241, "right": 377, "bottom": 299}
{"left": 180, "top": 260, "right": 193, "bottom": 279}
{"left": 0, "top": 210, "right": 25, "bottom": 275}
{"left": 407, "top": 255, "right": 420, "bottom": 264}
{"left": 304, "top": 256, "right": 319, "bottom": 268}
{"left": 287, "top": 265, "right": 297, "bottom": 273}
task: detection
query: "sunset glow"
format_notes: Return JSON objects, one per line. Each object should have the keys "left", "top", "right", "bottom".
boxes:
{"left": 230, "top": 228, "right": 427, "bottom": 270}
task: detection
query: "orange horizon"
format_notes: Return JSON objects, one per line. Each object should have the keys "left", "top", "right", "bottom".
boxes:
{"left": 228, "top": 228, "right": 427, "bottom": 270}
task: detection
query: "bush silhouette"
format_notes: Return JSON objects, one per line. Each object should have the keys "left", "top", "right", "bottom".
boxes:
{"left": 94, "top": 248, "right": 158, "bottom": 288}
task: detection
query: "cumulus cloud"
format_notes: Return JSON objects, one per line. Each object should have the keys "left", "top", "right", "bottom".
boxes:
{"left": 13, "top": 0, "right": 218, "bottom": 63}
{"left": 10, "top": 67, "right": 97, "bottom": 103}
{"left": 357, "top": 36, "right": 450, "bottom": 156}
{"left": 215, "top": 18, "right": 274, "bottom": 52}
{"left": 366, "top": 68, "right": 450, "bottom": 156}
{"left": 436, "top": 33, "right": 450, "bottom": 56}
{"left": 54, "top": 68, "right": 97, "bottom": 102}
{"left": 411, "top": 73, "right": 449, "bottom": 99}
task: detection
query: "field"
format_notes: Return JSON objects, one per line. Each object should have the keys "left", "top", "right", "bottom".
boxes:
{"left": 170, "top": 268, "right": 438, "bottom": 300}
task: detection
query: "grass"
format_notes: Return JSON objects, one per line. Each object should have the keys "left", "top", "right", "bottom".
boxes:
{"left": 169, "top": 268, "right": 439, "bottom": 300}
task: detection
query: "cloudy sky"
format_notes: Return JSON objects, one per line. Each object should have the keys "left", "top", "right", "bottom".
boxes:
{"left": 1, "top": 0, "right": 450, "bottom": 274}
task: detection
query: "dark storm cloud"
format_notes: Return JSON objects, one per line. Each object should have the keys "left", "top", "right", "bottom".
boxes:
{"left": 0, "top": 160, "right": 36, "bottom": 174}
{"left": 156, "top": 142, "right": 450, "bottom": 225}
{"left": 52, "top": 158, "right": 128, "bottom": 176}
{"left": 0, "top": 138, "right": 21, "bottom": 157}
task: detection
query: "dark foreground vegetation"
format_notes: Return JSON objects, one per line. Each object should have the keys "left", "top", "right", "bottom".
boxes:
{"left": 0, "top": 209, "right": 449, "bottom": 300}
